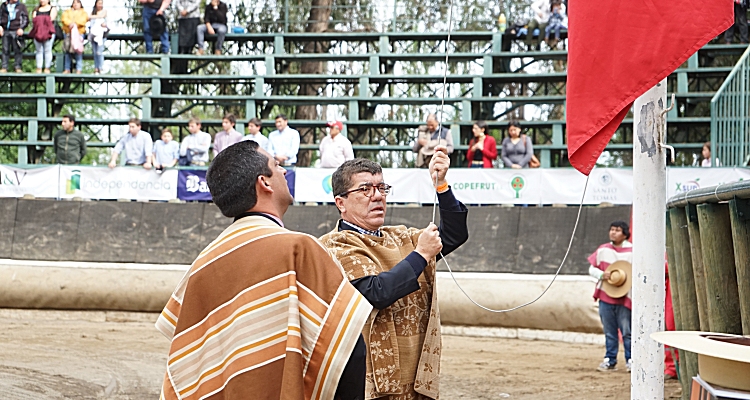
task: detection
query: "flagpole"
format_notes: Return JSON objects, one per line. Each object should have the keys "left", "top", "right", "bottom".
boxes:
{"left": 631, "top": 79, "right": 667, "bottom": 399}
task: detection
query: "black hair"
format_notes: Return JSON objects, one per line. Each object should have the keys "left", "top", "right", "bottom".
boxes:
{"left": 275, "top": 113, "right": 288, "bottom": 121}
{"left": 206, "top": 140, "right": 273, "bottom": 217}
{"left": 508, "top": 120, "right": 522, "bottom": 129}
{"left": 610, "top": 220, "right": 631, "bottom": 240}
{"left": 332, "top": 158, "right": 382, "bottom": 198}
{"left": 474, "top": 120, "right": 488, "bottom": 132}
{"left": 62, "top": 114, "right": 75, "bottom": 124}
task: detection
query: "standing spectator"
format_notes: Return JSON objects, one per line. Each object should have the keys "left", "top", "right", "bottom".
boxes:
{"left": 89, "top": 0, "right": 107, "bottom": 74}
{"left": 173, "top": 0, "right": 200, "bottom": 74}
{"left": 29, "top": 0, "right": 56, "bottom": 74}
{"left": 242, "top": 117, "right": 270, "bottom": 152}
{"left": 153, "top": 128, "right": 179, "bottom": 172}
{"left": 213, "top": 113, "right": 243, "bottom": 157}
{"left": 698, "top": 141, "right": 721, "bottom": 167}
{"left": 0, "top": 0, "right": 29, "bottom": 73}
{"left": 139, "top": 0, "right": 170, "bottom": 54}
{"left": 268, "top": 113, "right": 300, "bottom": 166}
{"left": 53, "top": 114, "right": 86, "bottom": 164}
{"left": 501, "top": 121, "right": 534, "bottom": 168}
{"left": 179, "top": 117, "right": 211, "bottom": 166}
{"left": 108, "top": 118, "right": 154, "bottom": 169}
{"left": 196, "top": 0, "right": 227, "bottom": 55}
{"left": 544, "top": 1, "right": 566, "bottom": 45}
{"left": 413, "top": 113, "right": 454, "bottom": 168}
{"left": 61, "top": 0, "right": 88, "bottom": 74}
{"left": 319, "top": 120, "right": 354, "bottom": 168}
{"left": 466, "top": 120, "right": 497, "bottom": 168}
{"left": 725, "top": 0, "right": 748, "bottom": 44}
{"left": 588, "top": 221, "right": 633, "bottom": 373}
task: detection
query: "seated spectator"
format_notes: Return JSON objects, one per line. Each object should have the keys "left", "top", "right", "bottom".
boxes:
{"left": 196, "top": 0, "right": 228, "bottom": 55}
{"left": 242, "top": 117, "right": 270, "bottom": 152}
{"left": 53, "top": 114, "right": 86, "bottom": 164}
{"left": 30, "top": 0, "right": 56, "bottom": 74}
{"left": 725, "top": 0, "right": 748, "bottom": 44}
{"left": 501, "top": 121, "right": 534, "bottom": 169}
{"left": 61, "top": 0, "right": 88, "bottom": 74}
{"left": 544, "top": 2, "right": 566, "bottom": 45}
{"left": 319, "top": 121, "right": 354, "bottom": 168}
{"left": 213, "top": 113, "right": 243, "bottom": 157}
{"left": 153, "top": 128, "right": 179, "bottom": 173}
{"left": 139, "top": 0, "right": 170, "bottom": 54}
{"left": 413, "top": 113, "right": 454, "bottom": 168}
{"left": 89, "top": 0, "right": 108, "bottom": 74}
{"left": 108, "top": 118, "right": 153, "bottom": 169}
{"left": 0, "top": 0, "right": 29, "bottom": 73}
{"left": 467, "top": 120, "right": 497, "bottom": 168}
{"left": 179, "top": 117, "right": 211, "bottom": 166}
{"left": 268, "top": 113, "right": 300, "bottom": 167}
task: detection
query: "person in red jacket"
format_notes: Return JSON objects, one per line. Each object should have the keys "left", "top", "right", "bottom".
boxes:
{"left": 467, "top": 120, "right": 498, "bottom": 168}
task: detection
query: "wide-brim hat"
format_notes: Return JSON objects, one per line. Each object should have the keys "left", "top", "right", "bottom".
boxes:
{"left": 601, "top": 260, "right": 632, "bottom": 298}
{"left": 651, "top": 331, "right": 750, "bottom": 391}
{"left": 150, "top": 15, "right": 166, "bottom": 37}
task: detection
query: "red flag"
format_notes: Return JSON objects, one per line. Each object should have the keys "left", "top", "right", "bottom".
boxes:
{"left": 566, "top": 0, "right": 734, "bottom": 175}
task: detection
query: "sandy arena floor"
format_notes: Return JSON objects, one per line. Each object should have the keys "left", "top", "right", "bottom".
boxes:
{"left": 0, "top": 309, "right": 681, "bottom": 399}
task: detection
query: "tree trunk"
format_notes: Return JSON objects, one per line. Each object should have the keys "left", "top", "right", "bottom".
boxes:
{"left": 293, "top": 0, "right": 333, "bottom": 166}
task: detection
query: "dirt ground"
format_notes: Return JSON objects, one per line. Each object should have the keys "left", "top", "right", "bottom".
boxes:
{"left": 0, "top": 309, "right": 681, "bottom": 400}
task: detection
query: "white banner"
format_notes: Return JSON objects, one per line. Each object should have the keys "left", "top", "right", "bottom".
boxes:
{"left": 0, "top": 165, "right": 60, "bottom": 198}
{"left": 59, "top": 166, "right": 178, "bottom": 201}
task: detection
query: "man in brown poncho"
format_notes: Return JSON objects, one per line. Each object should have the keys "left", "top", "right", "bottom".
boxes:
{"left": 319, "top": 146, "right": 469, "bottom": 399}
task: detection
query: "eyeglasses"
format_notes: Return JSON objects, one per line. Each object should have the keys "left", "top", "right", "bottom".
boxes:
{"left": 336, "top": 182, "right": 392, "bottom": 198}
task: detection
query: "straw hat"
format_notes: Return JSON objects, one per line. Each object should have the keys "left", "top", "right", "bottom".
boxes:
{"left": 651, "top": 331, "right": 750, "bottom": 391}
{"left": 601, "top": 260, "right": 632, "bottom": 299}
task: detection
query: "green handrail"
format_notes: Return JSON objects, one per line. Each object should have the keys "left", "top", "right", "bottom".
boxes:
{"left": 710, "top": 45, "right": 750, "bottom": 167}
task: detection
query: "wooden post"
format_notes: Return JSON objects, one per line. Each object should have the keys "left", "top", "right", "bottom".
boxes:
{"left": 685, "top": 204, "right": 710, "bottom": 331}
{"left": 666, "top": 212, "right": 689, "bottom": 400}
{"left": 728, "top": 198, "right": 750, "bottom": 335}
{"left": 696, "top": 203, "right": 743, "bottom": 334}
{"left": 668, "top": 207, "right": 700, "bottom": 390}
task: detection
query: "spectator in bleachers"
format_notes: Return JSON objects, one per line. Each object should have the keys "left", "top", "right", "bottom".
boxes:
{"left": 319, "top": 121, "right": 354, "bottom": 168}
{"left": 526, "top": 0, "right": 566, "bottom": 50}
{"left": 466, "top": 120, "right": 497, "bottom": 168}
{"left": 153, "top": 128, "right": 179, "bottom": 173}
{"left": 89, "top": 0, "right": 107, "bottom": 74}
{"left": 213, "top": 113, "right": 243, "bottom": 157}
{"left": 242, "top": 117, "right": 271, "bottom": 152}
{"left": 53, "top": 114, "right": 86, "bottom": 164}
{"left": 501, "top": 121, "right": 534, "bottom": 169}
{"left": 544, "top": 1, "right": 566, "bottom": 46}
{"left": 61, "top": 0, "right": 88, "bottom": 74}
{"left": 0, "top": 0, "right": 29, "bottom": 73}
{"left": 108, "top": 118, "right": 154, "bottom": 169}
{"left": 139, "top": 0, "right": 170, "bottom": 54}
{"left": 268, "top": 113, "right": 300, "bottom": 167}
{"left": 180, "top": 117, "right": 211, "bottom": 166}
{"left": 725, "top": 0, "right": 748, "bottom": 44}
{"left": 699, "top": 141, "right": 721, "bottom": 167}
{"left": 413, "top": 113, "right": 453, "bottom": 168}
{"left": 173, "top": 0, "right": 200, "bottom": 74}
{"left": 196, "top": 0, "right": 228, "bottom": 55}
{"left": 30, "top": 0, "right": 56, "bottom": 74}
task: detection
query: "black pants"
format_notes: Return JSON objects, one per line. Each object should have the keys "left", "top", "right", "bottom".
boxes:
{"left": 1, "top": 31, "right": 23, "bottom": 70}
{"left": 725, "top": 2, "right": 749, "bottom": 43}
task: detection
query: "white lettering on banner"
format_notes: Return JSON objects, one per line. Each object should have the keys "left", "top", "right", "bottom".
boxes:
{"left": 186, "top": 175, "right": 209, "bottom": 193}
{"left": 58, "top": 166, "right": 178, "bottom": 201}
{"left": 0, "top": 165, "right": 60, "bottom": 198}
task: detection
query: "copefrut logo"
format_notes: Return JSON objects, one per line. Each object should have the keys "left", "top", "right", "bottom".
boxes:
{"left": 322, "top": 175, "right": 333, "bottom": 194}
{"left": 510, "top": 175, "right": 525, "bottom": 199}
{"left": 66, "top": 170, "right": 81, "bottom": 194}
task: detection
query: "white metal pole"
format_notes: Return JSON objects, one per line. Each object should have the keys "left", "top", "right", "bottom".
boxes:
{"left": 631, "top": 79, "right": 667, "bottom": 400}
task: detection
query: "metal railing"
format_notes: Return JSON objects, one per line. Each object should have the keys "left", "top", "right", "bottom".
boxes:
{"left": 710, "top": 45, "right": 750, "bottom": 167}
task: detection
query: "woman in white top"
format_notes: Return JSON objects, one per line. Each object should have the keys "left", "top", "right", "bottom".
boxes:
{"left": 699, "top": 141, "right": 721, "bottom": 167}
{"left": 89, "top": 0, "right": 108, "bottom": 74}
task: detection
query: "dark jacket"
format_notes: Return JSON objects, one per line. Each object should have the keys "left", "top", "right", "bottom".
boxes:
{"left": 204, "top": 2, "right": 227, "bottom": 25}
{"left": 53, "top": 129, "right": 87, "bottom": 164}
{"left": 0, "top": 1, "right": 29, "bottom": 32}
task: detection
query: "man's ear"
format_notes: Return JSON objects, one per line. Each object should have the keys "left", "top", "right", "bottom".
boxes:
{"left": 257, "top": 176, "right": 273, "bottom": 194}
{"left": 334, "top": 196, "right": 346, "bottom": 214}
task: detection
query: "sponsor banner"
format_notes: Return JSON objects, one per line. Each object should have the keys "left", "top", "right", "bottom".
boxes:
{"left": 59, "top": 166, "right": 177, "bottom": 201}
{"left": 0, "top": 165, "right": 60, "bottom": 198}
{"left": 295, "top": 168, "right": 428, "bottom": 203}
{"left": 177, "top": 169, "right": 211, "bottom": 201}
{"left": 445, "top": 169, "right": 544, "bottom": 205}
{"left": 667, "top": 167, "right": 744, "bottom": 199}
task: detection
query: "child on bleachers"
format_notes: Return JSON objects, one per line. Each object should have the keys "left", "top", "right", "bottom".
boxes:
{"left": 545, "top": 1, "right": 566, "bottom": 46}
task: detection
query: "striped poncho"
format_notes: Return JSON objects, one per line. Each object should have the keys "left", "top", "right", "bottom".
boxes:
{"left": 156, "top": 215, "right": 372, "bottom": 400}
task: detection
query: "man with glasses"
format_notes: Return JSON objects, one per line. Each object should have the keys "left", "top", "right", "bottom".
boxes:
{"left": 319, "top": 146, "right": 469, "bottom": 400}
